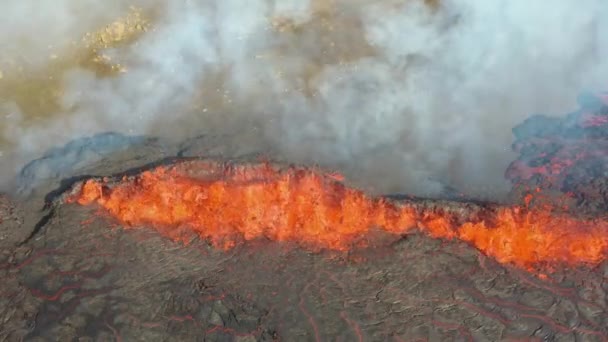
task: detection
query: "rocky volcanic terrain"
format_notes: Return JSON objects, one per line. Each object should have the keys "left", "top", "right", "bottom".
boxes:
{"left": 0, "top": 131, "right": 606, "bottom": 342}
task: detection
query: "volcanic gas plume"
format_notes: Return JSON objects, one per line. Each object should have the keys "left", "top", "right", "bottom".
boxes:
{"left": 70, "top": 159, "right": 608, "bottom": 273}
{"left": 2, "top": 0, "right": 608, "bottom": 199}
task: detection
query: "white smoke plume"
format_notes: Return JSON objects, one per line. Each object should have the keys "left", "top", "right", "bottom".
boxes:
{"left": 0, "top": 0, "right": 607, "bottom": 199}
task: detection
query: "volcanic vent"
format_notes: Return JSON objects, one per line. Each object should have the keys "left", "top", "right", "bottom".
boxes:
{"left": 66, "top": 157, "right": 608, "bottom": 272}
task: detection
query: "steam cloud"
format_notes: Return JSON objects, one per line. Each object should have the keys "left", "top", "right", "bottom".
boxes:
{"left": 1, "top": 0, "right": 607, "bottom": 199}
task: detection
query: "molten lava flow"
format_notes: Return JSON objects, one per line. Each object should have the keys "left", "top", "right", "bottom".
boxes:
{"left": 71, "top": 161, "right": 608, "bottom": 272}
{"left": 72, "top": 162, "right": 418, "bottom": 250}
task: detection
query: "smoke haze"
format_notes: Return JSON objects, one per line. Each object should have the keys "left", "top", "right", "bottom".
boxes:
{"left": 0, "top": 0, "right": 607, "bottom": 198}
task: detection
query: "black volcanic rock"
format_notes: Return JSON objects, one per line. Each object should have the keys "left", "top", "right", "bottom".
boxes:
{"left": 506, "top": 92, "right": 608, "bottom": 212}
{"left": 18, "top": 132, "right": 149, "bottom": 186}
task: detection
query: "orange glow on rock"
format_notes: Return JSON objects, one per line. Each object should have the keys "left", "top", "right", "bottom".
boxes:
{"left": 70, "top": 161, "right": 608, "bottom": 272}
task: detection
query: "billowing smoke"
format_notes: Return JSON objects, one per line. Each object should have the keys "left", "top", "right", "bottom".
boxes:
{"left": 0, "top": 0, "right": 606, "bottom": 199}
{"left": 0, "top": 0, "right": 136, "bottom": 70}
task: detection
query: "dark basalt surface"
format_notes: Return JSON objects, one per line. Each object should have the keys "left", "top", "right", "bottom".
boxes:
{"left": 507, "top": 92, "right": 608, "bottom": 214}
{"left": 0, "top": 133, "right": 607, "bottom": 341}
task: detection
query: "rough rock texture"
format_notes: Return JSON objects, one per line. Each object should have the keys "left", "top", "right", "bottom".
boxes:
{"left": 0, "top": 133, "right": 607, "bottom": 341}
{"left": 0, "top": 194, "right": 24, "bottom": 248}
{"left": 506, "top": 92, "right": 608, "bottom": 214}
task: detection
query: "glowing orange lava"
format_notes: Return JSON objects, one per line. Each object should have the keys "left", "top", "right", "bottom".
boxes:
{"left": 71, "top": 161, "right": 608, "bottom": 271}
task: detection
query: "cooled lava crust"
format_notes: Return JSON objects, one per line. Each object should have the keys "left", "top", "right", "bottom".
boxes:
{"left": 507, "top": 91, "right": 608, "bottom": 214}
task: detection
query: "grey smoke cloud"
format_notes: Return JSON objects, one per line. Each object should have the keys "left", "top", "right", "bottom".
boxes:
{"left": 1, "top": 0, "right": 607, "bottom": 199}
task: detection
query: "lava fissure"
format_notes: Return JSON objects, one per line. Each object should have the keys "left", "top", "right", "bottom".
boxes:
{"left": 42, "top": 156, "right": 209, "bottom": 207}
{"left": 19, "top": 209, "right": 56, "bottom": 246}
{"left": 67, "top": 159, "right": 608, "bottom": 273}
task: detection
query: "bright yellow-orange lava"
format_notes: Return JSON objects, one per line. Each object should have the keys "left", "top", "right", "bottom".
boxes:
{"left": 71, "top": 161, "right": 608, "bottom": 272}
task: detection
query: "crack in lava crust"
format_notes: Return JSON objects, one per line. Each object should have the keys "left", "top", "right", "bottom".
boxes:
{"left": 68, "top": 160, "right": 608, "bottom": 273}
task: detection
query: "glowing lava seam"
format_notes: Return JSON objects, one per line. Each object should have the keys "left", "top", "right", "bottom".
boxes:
{"left": 69, "top": 161, "right": 608, "bottom": 272}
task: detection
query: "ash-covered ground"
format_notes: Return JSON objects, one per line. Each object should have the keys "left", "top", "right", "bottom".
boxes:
{"left": 1, "top": 133, "right": 607, "bottom": 342}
